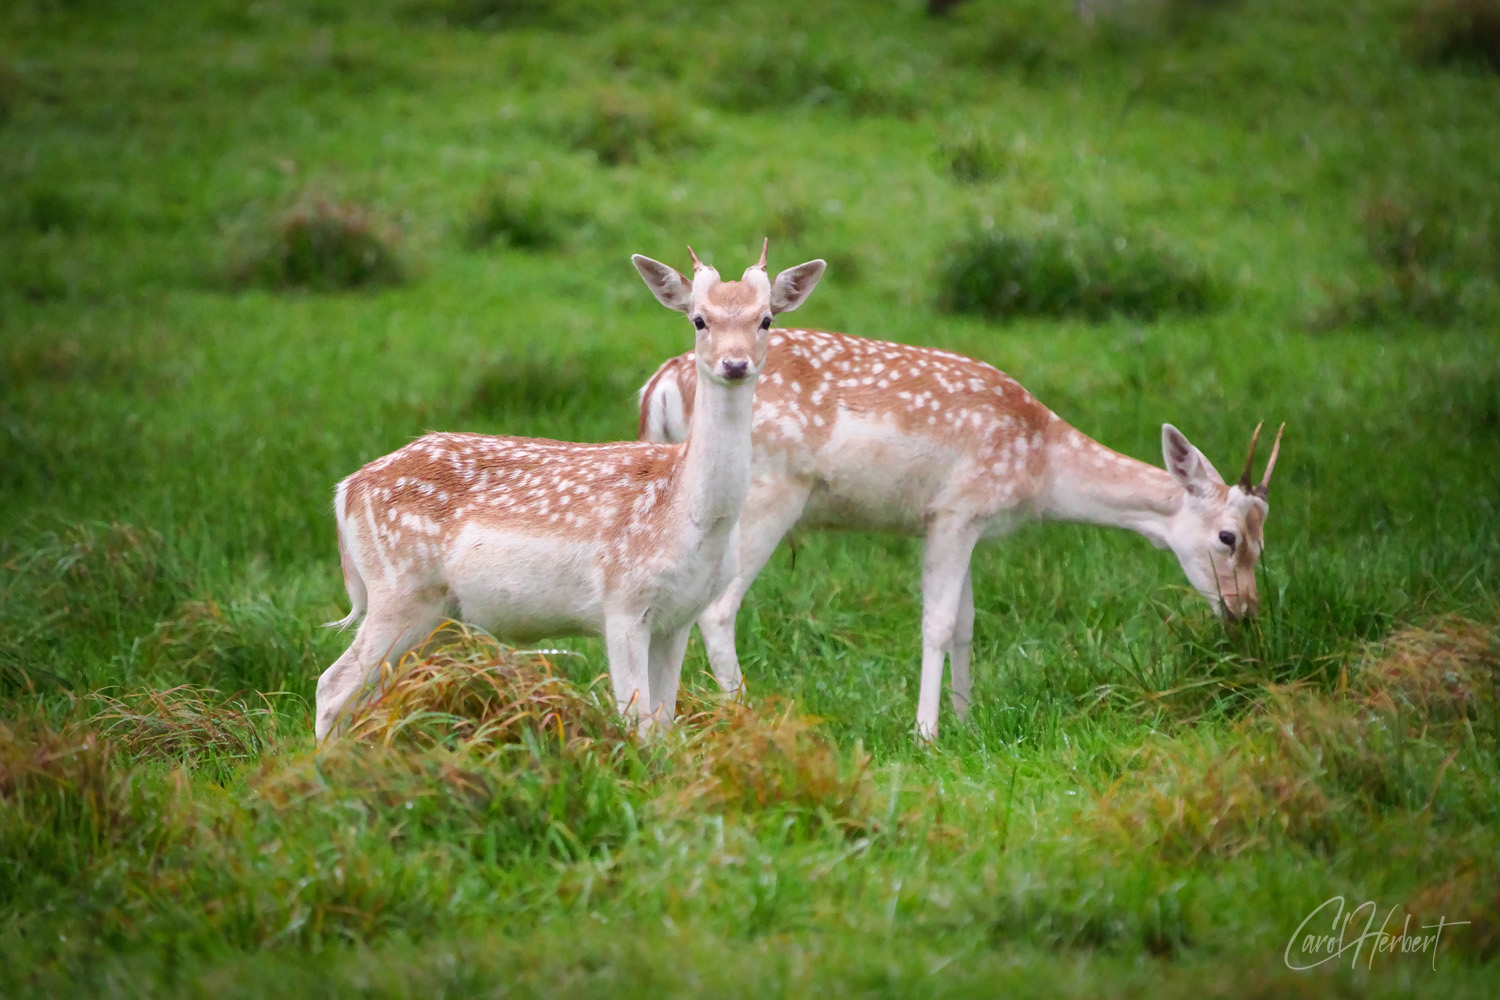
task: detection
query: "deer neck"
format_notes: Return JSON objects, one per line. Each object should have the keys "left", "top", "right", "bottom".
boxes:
{"left": 676, "top": 364, "right": 756, "bottom": 533}
{"left": 1037, "top": 421, "right": 1182, "bottom": 549}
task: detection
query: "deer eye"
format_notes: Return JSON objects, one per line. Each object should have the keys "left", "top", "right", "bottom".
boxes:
{"left": 693, "top": 316, "right": 707, "bottom": 331}
{"left": 759, "top": 316, "right": 772, "bottom": 330}
{"left": 1218, "top": 530, "right": 1237, "bottom": 551}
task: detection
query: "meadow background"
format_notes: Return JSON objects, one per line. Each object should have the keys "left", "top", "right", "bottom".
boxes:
{"left": 2, "top": 0, "right": 1499, "bottom": 995}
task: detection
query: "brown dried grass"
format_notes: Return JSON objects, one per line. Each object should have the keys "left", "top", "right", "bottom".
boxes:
{"left": 228, "top": 194, "right": 405, "bottom": 291}
{"left": 253, "top": 740, "right": 495, "bottom": 818}
{"left": 340, "top": 624, "right": 627, "bottom": 755}
{"left": 0, "top": 716, "right": 157, "bottom": 887}
{"left": 662, "top": 695, "right": 875, "bottom": 835}
{"left": 1403, "top": 861, "right": 1500, "bottom": 961}
{"left": 0, "top": 716, "right": 118, "bottom": 812}
{"left": 87, "top": 685, "right": 279, "bottom": 766}
{"left": 1408, "top": 0, "right": 1500, "bottom": 72}
{"left": 1092, "top": 730, "right": 1333, "bottom": 860}
{"left": 1350, "top": 614, "right": 1498, "bottom": 724}
{"left": 1091, "top": 614, "right": 1500, "bottom": 859}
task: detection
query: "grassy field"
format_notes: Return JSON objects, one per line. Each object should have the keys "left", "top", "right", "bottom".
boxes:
{"left": 3, "top": 0, "right": 1499, "bottom": 995}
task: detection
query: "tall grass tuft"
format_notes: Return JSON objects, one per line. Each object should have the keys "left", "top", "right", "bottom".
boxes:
{"left": 0, "top": 718, "right": 179, "bottom": 900}
{"left": 1092, "top": 729, "right": 1336, "bottom": 860}
{"left": 87, "top": 685, "right": 281, "bottom": 772}
{"left": 254, "top": 738, "right": 641, "bottom": 866}
{"left": 938, "top": 223, "right": 1220, "bottom": 322}
{"left": 434, "top": 0, "right": 602, "bottom": 31}
{"left": 466, "top": 176, "right": 577, "bottom": 251}
{"left": 982, "top": 854, "right": 1197, "bottom": 954}
{"left": 1090, "top": 613, "right": 1500, "bottom": 862}
{"left": 664, "top": 696, "right": 875, "bottom": 837}
{"left": 704, "top": 35, "right": 921, "bottom": 118}
{"left": 1351, "top": 613, "right": 1499, "bottom": 722}
{"left": 936, "top": 126, "right": 1013, "bottom": 184}
{"left": 339, "top": 625, "right": 627, "bottom": 753}
{"left": 1262, "top": 615, "right": 1498, "bottom": 814}
{"left": 1314, "top": 191, "right": 1496, "bottom": 328}
{"left": 563, "top": 90, "right": 704, "bottom": 167}
{"left": 1407, "top": 0, "right": 1500, "bottom": 71}
{"left": 0, "top": 521, "right": 186, "bottom": 691}
{"left": 978, "top": 0, "right": 1237, "bottom": 79}
{"left": 259, "top": 628, "right": 640, "bottom": 864}
{"left": 229, "top": 196, "right": 405, "bottom": 292}
{"left": 10, "top": 187, "right": 84, "bottom": 234}
{"left": 0, "top": 56, "right": 21, "bottom": 126}
{"left": 144, "top": 598, "right": 322, "bottom": 697}
{"left": 1404, "top": 864, "right": 1500, "bottom": 961}
{"left": 461, "top": 347, "right": 638, "bottom": 436}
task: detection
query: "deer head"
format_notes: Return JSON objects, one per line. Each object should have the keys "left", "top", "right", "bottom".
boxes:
{"left": 632, "top": 239, "right": 826, "bottom": 386}
{"left": 1160, "top": 422, "right": 1284, "bottom": 620}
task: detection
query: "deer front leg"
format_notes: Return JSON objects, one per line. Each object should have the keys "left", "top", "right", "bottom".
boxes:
{"left": 948, "top": 567, "right": 975, "bottom": 722}
{"left": 604, "top": 610, "right": 653, "bottom": 730}
{"left": 916, "top": 517, "right": 982, "bottom": 742}
{"left": 647, "top": 627, "right": 693, "bottom": 726}
{"left": 698, "top": 478, "right": 810, "bottom": 697}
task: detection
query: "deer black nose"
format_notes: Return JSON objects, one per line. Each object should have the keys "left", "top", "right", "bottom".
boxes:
{"left": 720, "top": 358, "right": 750, "bottom": 381}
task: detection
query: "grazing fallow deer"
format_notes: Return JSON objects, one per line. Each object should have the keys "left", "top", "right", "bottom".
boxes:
{"left": 314, "top": 243, "right": 827, "bottom": 740}
{"left": 638, "top": 329, "right": 1283, "bottom": 739}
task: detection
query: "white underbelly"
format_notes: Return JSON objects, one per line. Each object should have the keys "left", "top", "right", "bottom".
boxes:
{"left": 798, "top": 412, "right": 957, "bottom": 534}
{"left": 444, "top": 525, "right": 606, "bottom": 641}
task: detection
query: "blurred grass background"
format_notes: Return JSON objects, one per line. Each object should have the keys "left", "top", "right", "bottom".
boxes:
{"left": 1, "top": 0, "right": 1498, "bottom": 995}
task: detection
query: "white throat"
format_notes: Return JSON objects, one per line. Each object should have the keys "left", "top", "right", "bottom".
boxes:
{"left": 679, "top": 360, "right": 756, "bottom": 530}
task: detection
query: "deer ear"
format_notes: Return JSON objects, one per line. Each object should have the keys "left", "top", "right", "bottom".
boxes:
{"left": 769, "top": 259, "right": 826, "bottom": 314}
{"left": 632, "top": 254, "right": 693, "bottom": 313}
{"left": 1162, "top": 424, "right": 1224, "bottom": 498}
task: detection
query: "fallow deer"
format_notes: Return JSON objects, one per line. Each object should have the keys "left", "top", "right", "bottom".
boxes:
{"left": 314, "top": 244, "right": 827, "bottom": 740}
{"left": 638, "top": 329, "right": 1283, "bottom": 739}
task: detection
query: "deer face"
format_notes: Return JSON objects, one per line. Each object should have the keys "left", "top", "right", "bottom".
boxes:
{"left": 1160, "top": 423, "right": 1282, "bottom": 620}
{"left": 632, "top": 240, "right": 826, "bottom": 387}
{"left": 1168, "top": 481, "right": 1269, "bottom": 619}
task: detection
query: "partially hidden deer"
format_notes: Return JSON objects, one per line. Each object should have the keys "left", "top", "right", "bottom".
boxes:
{"left": 638, "top": 328, "right": 1283, "bottom": 739}
{"left": 314, "top": 243, "right": 827, "bottom": 740}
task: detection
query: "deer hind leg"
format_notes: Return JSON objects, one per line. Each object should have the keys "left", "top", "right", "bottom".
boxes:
{"left": 916, "top": 516, "right": 983, "bottom": 742}
{"left": 948, "top": 567, "right": 976, "bottom": 722}
{"left": 314, "top": 591, "right": 449, "bottom": 741}
{"left": 698, "top": 477, "right": 810, "bottom": 697}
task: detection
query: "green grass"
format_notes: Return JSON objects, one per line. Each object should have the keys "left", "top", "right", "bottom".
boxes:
{"left": 2, "top": 0, "right": 1499, "bottom": 994}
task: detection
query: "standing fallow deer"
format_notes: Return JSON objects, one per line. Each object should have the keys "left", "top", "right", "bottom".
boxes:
{"left": 314, "top": 243, "right": 827, "bottom": 740}
{"left": 638, "top": 329, "right": 1283, "bottom": 739}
